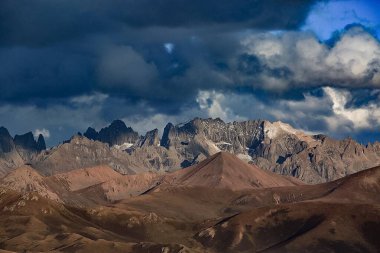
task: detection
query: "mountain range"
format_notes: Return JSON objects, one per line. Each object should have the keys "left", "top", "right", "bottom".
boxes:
{"left": 1, "top": 118, "right": 380, "bottom": 184}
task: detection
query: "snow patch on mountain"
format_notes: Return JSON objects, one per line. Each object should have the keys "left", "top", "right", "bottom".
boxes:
{"left": 264, "top": 121, "right": 319, "bottom": 147}
{"left": 113, "top": 143, "right": 134, "bottom": 151}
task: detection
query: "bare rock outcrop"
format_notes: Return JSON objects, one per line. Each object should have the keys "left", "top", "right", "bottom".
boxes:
{"left": 158, "top": 118, "right": 380, "bottom": 183}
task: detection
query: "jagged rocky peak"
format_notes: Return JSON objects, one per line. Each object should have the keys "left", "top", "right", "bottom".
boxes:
{"left": 36, "top": 134, "right": 46, "bottom": 151}
{"left": 161, "top": 117, "right": 265, "bottom": 153}
{"left": 83, "top": 120, "right": 139, "bottom": 146}
{"left": 0, "top": 126, "right": 15, "bottom": 153}
{"left": 83, "top": 127, "right": 98, "bottom": 140}
{"left": 160, "top": 122, "right": 175, "bottom": 148}
{"left": 140, "top": 129, "right": 160, "bottom": 147}
{"left": 65, "top": 134, "right": 92, "bottom": 145}
{"left": 13, "top": 132, "right": 45, "bottom": 152}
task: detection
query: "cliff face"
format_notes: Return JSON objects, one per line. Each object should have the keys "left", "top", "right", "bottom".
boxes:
{"left": 0, "top": 127, "right": 15, "bottom": 154}
{"left": 13, "top": 132, "right": 46, "bottom": 162}
{"left": 0, "top": 127, "right": 24, "bottom": 177}
{"left": 0, "top": 127, "right": 46, "bottom": 177}
{"left": 138, "top": 129, "right": 160, "bottom": 148}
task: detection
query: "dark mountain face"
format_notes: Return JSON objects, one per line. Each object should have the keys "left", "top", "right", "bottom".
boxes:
{"left": 36, "top": 134, "right": 46, "bottom": 151}
{"left": 160, "top": 122, "right": 174, "bottom": 148}
{"left": 14, "top": 132, "right": 46, "bottom": 152}
{"left": 83, "top": 127, "right": 98, "bottom": 140}
{"left": 0, "top": 127, "right": 14, "bottom": 153}
{"left": 84, "top": 120, "right": 140, "bottom": 146}
{"left": 14, "top": 132, "right": 36, "bottom": 151}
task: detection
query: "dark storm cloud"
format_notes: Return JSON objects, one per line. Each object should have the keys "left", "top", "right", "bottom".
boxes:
{"left": 0, "top": 46, "right": 95, "bottom": 103}
{"left": 116, "top": 0, "right": 318, "bottom": 28}
{"left": 0, "top": 0, "right": 321, "bottom": 106}
{"left": 0, "top": 0, "right": 319, "bottom": 46}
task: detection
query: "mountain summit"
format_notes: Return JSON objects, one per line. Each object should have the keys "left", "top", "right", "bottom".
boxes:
{"left": 84, "top": 120, "right": 139, "bottom": 146}
{"left": 169, "top": 152, "right": 302, "bottom": 190}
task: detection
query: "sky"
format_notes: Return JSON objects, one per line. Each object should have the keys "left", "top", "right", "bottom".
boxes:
{"left": 0, "top": 0, "right": 380, "bottom": 146}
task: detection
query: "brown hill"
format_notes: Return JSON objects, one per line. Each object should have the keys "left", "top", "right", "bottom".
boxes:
{"left": 195, "top": 166, "right": 380, "bottom": 253}
{"left": 319, "top": 165, "right": 380, "bottom": 204}
{"left": 0, "top": 153, "right": 379, "bottom": 253}
{"left": 0, "top": 165, "right": 60, "bottom": 202}
{"left": 51, "top": 165, "right": 125, "bottom": 191}
{"left": 76, "top": 172, "right": 162, "bottom": 202}
{"left": 166, "top": 152, "right": 302, "bottom": 191}
{"left": 50, "top": 165, "right": 162, "bottom": 202}
{"left": 226, "top": 165, "right": 380, "bottom": 214}
{"left": 195, "top": 201, "right": 380, "bottom": 253}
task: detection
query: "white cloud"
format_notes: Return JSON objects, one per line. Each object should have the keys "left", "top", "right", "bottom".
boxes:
{"left": 323, "top": 87, "right": 380, "bottom": 130}
{"left": 33, "top": 128, "right": 50, "bottom": 139}
{"left": 192, "top": 87, "right": 380, "bottom": 139}
{"left": 123, "top": 90, "right": 248, "bottom": 135}
{"left": 127, "top": 86, "right": 377, "bottom": 141}
{"left": 2, "top": 86, "right": 379, "bottom": 147}
{"left": 164, "top": 43, "right": 175, "bottom": 54}
{"left": 326, "top": 28, "right": 380, "bottom": 77}
{"left": 241, "top": 26, "right": 380, "bottom": 89}
{"left": 70, "top": 92, "right": 108, "bottom": 106}
{"left": 196, "top": 90, "right": 228, "bottom": 120}
{"left": 243, "top": 38, "right": 283, "bottom": 58}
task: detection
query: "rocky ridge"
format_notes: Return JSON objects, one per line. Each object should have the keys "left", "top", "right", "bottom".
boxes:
{"left": 155, "top": 118, "right": 380, "bottom": 183}
{"left": 1, "top": 118, "right": 380, "bottom": 183}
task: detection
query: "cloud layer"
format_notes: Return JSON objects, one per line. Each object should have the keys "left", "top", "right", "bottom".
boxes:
{"left": 241, "top": 26, "right": 380, "bottom": 89}
{"left": 0, "top": 0, "right": 379, "bottom": 145}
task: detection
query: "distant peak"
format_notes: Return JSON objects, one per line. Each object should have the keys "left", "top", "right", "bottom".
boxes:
{"left": 84, "top": 127, "right": 99, "bottom": 140}
{"left": 214, "top": 151, "right": 232, "bottom": 158}
{"left": 14, "top": 132, "right": 44, "bottom": 152}
{"left": 85, "top": 126, "right": 97, "bottom": 132}
{"left": 36, "top": 134, "right": 46, "bottom": 151}
{"left": 0, "top": 126, "right": 10, "bottom": 135}
{"left": 96, "top": 119, "right": 139, "bottom": 146}
{"left": 110, "top": 119, "right": 127, "bottom": 128}
{"left": 171, "top": 151, "right": 300, "bottom": 190}
{"left": 0, "top": 126, "right": 14, "bottom": 153}
{"left": 212, "top": 151, "right": 247, "bottom": 163}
